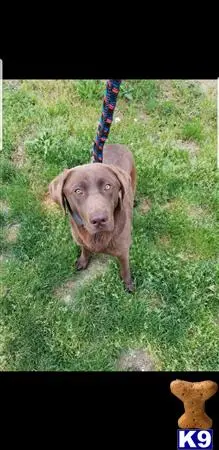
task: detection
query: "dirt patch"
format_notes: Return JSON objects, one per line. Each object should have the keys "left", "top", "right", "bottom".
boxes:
{"left": 0, "top": 253, "right": 14, "bottom": 263}
{"left": 147, "top": 292, "right": 164, "bottom": 309}
{"left": 4, "top": 80, "right": 21, "bottom": 90}
{"left": 162, "top": 200, "right": 209, "bottom": 221}
{"left": 186, "top": 205, "right": 208, "bottom": 220}
{"left": 139, "top": 198, "right": 152, "bottom": 214}
{"left": 0, "top": 284, "right": 8, "bottom": 298}
{"left": 42, "top": 192, "right": 60, "bottom": 212}
{"left": 196, "top": 80, "right": 217, "bottom": 97}
{"left": 177, "top": 252, "right": 201, "bottom": 261}
{"left": 12, "top": 145, "right": 26, "bottom": 168}
{"left": 161, "top": 199, "right": 181, "bottom": 211}
{"left": 175, "top": 139, "right": 199, "bottom": 158}
{"left": 5, "top": 224, "right": 21, "bottom": 243}
{"left": 117, "top": 349, "right": 156, "bottom": 371}
{"left": 137, "top": 111, "right": 150, "bottom": 122}
{"left": 160, "top": 80, "right": 175, "bottom": 100}
{"left": 54, "top": 280, "right": 76, "bottom": 304}
{"left": 54, "top": 254, "right": 110, "bottom": 304}
{"left": 157, "top": 235, "right": 171, "bottom": 247}
{"left": 0, "top": 201, "right": 10, "bottom": 215}
{"left": 114, "top": 110, "right": 123, "bottom": 122}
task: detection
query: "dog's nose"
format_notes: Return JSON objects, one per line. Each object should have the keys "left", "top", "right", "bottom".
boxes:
{"left": 90, "top": 213, "right": 108, "bottom": 226}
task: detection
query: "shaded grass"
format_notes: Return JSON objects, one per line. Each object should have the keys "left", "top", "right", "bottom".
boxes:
{"left": 1, "top": 79, "right": 218, "bottom": 371}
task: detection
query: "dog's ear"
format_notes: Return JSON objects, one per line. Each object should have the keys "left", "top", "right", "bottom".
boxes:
{"left": 105, "top": 165, "right": 133, "bottom": 207}
{"left": 49, "top": 168, "right": 74, "bottom": 213}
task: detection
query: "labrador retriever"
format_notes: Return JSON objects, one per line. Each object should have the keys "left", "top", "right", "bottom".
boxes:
{"left": 49, "top": 144, "right": 136, "bottom": 292}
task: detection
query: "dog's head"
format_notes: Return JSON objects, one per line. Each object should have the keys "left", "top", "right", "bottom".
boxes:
{"left": 49, "top": 163, "right": 131, "bottom": 235}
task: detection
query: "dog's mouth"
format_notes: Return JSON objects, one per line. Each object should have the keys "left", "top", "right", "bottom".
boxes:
{"left": 86, "top": 222, "right": 114, "bottom": 235}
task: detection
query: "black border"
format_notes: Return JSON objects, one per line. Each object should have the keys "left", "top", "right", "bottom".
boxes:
{"left": 1, "top": 53, "right": 218, "bottom": 79}
{"left": 1, "top": 4, "right": 218, "bottom": 79}
{"left": 1, "top": 50, "right": 218, "bottom": 447}
{"left": 0, "top": 372, "right": 218, "bottom": 448}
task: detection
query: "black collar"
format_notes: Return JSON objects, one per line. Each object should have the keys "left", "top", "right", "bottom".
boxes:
{"left": 63, "top": 195, "right": 84, "bottom": 226}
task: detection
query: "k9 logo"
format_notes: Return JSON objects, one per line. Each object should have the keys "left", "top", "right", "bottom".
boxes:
{"left": 177, "top": 430, "right": 213, "bottom": 450}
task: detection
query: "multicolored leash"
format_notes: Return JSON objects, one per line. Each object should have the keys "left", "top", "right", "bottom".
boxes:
{"left": 92, "top": 79, "right": 122, "bottom": 163}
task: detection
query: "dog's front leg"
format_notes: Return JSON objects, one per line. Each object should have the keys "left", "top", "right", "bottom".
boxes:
{"left": 117, "top": 251, "right": 134, "bottom": 292}
{"left": 76, "top": 246, "right": 91, "bottom": 270}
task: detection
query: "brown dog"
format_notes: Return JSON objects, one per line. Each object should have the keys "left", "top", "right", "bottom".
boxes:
{"left": 49, "top": 144, "right": 136, "bottom": 292}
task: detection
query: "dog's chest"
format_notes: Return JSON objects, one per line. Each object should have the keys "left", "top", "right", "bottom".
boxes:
{"left": 70, "top": 219, "right": 113, "bottom": 253}
{"left": 70, "top": 218, "right": 131, "bottom": 256}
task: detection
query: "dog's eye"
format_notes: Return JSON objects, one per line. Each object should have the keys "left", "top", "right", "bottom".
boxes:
{"left": 75, "top": 188, "right": 83, "bottom": 195}
{"left": 104, "top": 184, "right": 111, "bottom": 190}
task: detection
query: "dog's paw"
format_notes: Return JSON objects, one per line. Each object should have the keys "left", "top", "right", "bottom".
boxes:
{"left": 125, "top": 279, "right": 135, "bottom": 293}
{"left": 75, "top": 257, "right": 89, "bottom": 271}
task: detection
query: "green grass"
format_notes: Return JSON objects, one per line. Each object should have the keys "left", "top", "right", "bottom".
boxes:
{"left": 181, "top": 120, "right": 203, "bottom": 142}
{"left": 1, "top": 79, "right": 219, "bottom": 371}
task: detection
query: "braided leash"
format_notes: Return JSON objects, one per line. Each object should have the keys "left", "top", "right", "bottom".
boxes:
{"left": 92, "top": 79, "right": 122, "bottom": 163}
